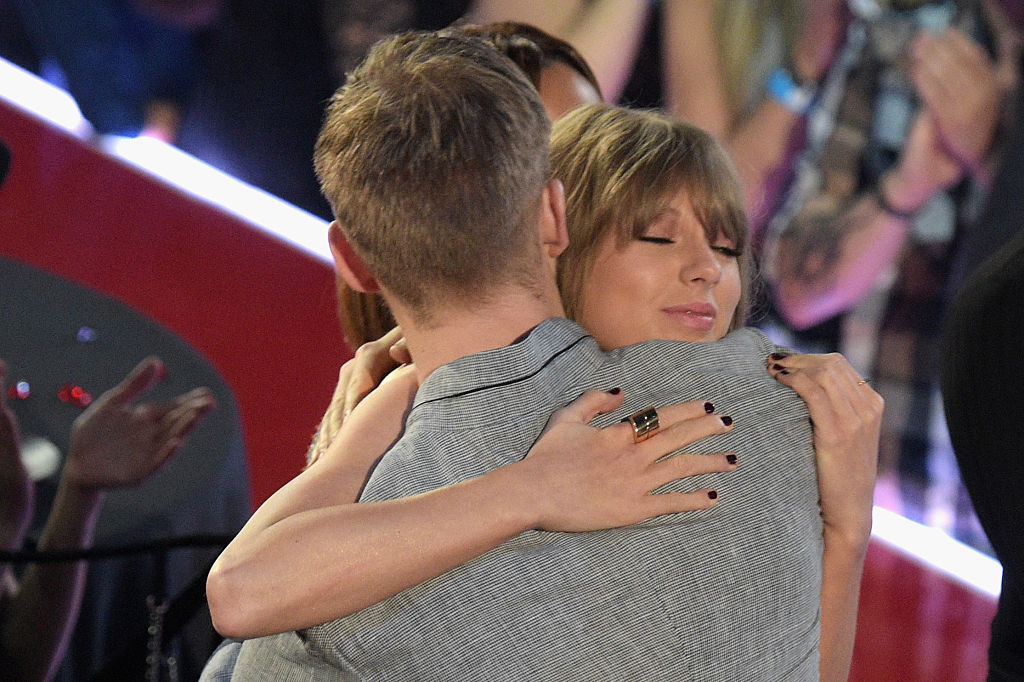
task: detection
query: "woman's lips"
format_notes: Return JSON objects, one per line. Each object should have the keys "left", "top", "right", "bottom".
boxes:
{"left": 662, "top": 303, "right": 716, "bottom": 332}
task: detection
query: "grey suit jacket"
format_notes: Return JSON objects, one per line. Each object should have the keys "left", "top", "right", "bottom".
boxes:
{"left": 231, "top": 318, "right": 821, "bottom": 681}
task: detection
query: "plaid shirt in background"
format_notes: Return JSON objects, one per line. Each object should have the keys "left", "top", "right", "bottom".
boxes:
{"left": 761, "top": 1, "right": 994, "bottom": 543}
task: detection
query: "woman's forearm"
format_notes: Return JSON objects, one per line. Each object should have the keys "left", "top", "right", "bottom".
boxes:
{"left": 765, "top": 352, "right": 879, "bottom": 680}
{"left": 207, "top": 392, "right": 733, "bottom": 641}
{"left": 722, "top": 101, "right": 806, "bottom": 224}
{"left": 0, "top": 481, "right": 104, "bottom": 681}
{"left": 206, "top": 460, "right": 539, "bottom": 639}
{"left": 770, "top": 193, "right": 910, "bottom": 330}
{"left": 554, "top": 0, "right": 651, "bottom": 102}
{"left": 818, "top": 526, "right": 869, "bottom": 682}
{"left": 467, "top": 0, "right": 650, "bottom": 102}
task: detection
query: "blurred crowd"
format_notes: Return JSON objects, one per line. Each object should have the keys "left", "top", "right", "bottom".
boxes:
{"left": 2, "top": 0, "right": 1023, "bottom": 677}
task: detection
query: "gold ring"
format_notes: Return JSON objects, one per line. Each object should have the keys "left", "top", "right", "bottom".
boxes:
{"left": 857, "top": 378, "right": 871, "bottom": 386}
{"left": 625, "top": 406, "right": 660, "bottom": 443}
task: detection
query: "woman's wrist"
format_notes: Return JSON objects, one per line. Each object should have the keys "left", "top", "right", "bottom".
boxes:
{"left": 790, "top": 47, "right": 822, "bottom": 86}
{"left": 822, "top": 514, "right": 872, "bottom": 558}
{"left": 502, "top": 458, "right": 554, "bottom": 531}
{"left": 34, "top": 479, "right": 105, "bottom": 552}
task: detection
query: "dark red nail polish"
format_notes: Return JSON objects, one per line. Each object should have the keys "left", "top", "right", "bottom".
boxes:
{"left": 708, "top": 490, "right": 718, "bottom": 500}
{"left": 771, "top": 363, "right": 785, "bottom": 371}
{"left": 779, "top": 369, "right": 790, "bottom": 375}
{"left": 726, "top": 454, "right": 737, "bottom": 465}
{"left": 608, "top": 387, "right": 621, "bottom": 395}
{"left": 704, "top": 401, "right": 714, "bottom": 413}
{"left": 769, "top": 352, "right": 791, "bottom": 361}
{"left": 721, "top": 415, "right": 733, "bottom": 426}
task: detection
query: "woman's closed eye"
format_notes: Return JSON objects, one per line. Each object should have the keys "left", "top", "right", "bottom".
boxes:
{"left": 636, "top": 233, "right": 740, "bottom": 257}
{"left": 712, "top": 244, "right": 742, "bottom": 258}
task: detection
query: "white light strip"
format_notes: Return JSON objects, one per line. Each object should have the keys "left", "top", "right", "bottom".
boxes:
{"left": 97, "top": 135, "right": 332, "bottom": 263}
{"left": 0, "top": 56, "right": 331, "bottom": 264}
{"left": 870, "top": 505, "right": 1002, "bottom": 598}
{"left": 0, "top": 57, "right": 91, "bottom": 137}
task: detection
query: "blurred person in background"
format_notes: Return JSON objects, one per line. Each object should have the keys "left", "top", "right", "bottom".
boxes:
{"left": 941, "top": 5, "right": 1024, "bottom": 672}
{"left": 0, "top": 358, "right": 215, "bottom": 681}
{"left": 0, "top": 0, "right": 222, "bottom": 141}
{"left": 761, "top": 0, "right": 1019, "bottom": 543}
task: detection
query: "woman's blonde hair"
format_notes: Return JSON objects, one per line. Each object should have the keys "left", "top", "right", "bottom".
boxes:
{"left": 552, "top": 103, "right": 753, "bottom": 332}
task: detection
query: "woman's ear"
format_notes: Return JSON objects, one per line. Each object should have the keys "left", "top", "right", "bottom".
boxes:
{"left": 328, "top": 221, "right": 380, "bottom": 293}
{"left": 540, "top": 178, "right": 569, "bottom": 259}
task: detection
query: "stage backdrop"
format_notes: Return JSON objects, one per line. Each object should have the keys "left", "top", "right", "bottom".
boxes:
{"left": 0, "top": 94, "right": 350, "bottom": 508}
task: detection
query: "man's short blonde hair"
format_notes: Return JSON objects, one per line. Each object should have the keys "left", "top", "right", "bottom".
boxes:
{"left": 551, "top": 104, "right": 753, "bottom": 331}
{"left": 314, "top": 31, "right": 551, "bottom": 319}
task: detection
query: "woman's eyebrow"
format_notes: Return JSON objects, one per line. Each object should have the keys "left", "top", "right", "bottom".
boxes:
{"left": 647, "top": 207, "right": 681, "bottom": 224}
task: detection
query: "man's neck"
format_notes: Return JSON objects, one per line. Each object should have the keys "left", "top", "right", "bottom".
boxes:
{"left": 394, "top": 287, "right": 566, "bottom": 382}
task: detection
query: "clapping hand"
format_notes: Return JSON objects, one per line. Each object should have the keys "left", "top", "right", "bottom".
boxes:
{"left": 910, "top": 26, "right": 1002, "bottom": 174}
{"left": 62, "top": 357, "right": 216, "bottom": 491}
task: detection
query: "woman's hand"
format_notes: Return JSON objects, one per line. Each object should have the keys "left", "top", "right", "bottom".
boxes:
{"left": 308, "top": 326, "right": 409, "bottom": 467}
{"left": 336, "top": 326, "right": 410, "bottom": 421}
{"left": 314, "top": 362, "right": 420, "bottom": 501}
{"left": 520, "top": 389, "right": 738, "bottom": 532}
{"left": 910, "top": 27, "right": 1002, "bottom": 175}
{"left": 62, "top": 357, "right": 216, "bottom": 491}
{"left": 766, "top": 352, "right": 881, "bottom": 547}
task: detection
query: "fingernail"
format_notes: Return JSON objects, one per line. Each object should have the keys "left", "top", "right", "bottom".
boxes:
{"left": 704, "top": 401, "right": 714, "bottom": 413}
{"left": 608, "top": 387, "right": 621, "bottom": 395}
{"left": 726, "top": 454, "right": 737, "bottom": 465}
{"left": 707, "top": 490, "right": 718, "bottom": 500}
{"left": 720, "top": 415, "right": 733, "bottom": 427}
{"left": 771, "top": 363, "right": 785, "bottom": 371}
{"left": 769, "top": 352, "right": 790, "bottom": 361}
{"left": 779, "top": 369, "right": 790, "bottom": 375}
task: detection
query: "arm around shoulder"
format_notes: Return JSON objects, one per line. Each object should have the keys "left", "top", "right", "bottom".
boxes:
{"left": 206, "top": 390, "right": 739, "bottom": 639}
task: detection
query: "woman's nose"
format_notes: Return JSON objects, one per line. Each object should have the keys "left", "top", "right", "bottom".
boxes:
{"left": 682, "top": 244, "right": 723, "bottom": 285}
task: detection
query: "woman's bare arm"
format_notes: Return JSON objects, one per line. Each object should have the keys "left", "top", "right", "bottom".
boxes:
{"left": 768, "top": 352, "right": 882, "bottom": 681}
{"left": 662, "top": 0, "right": 847, "bottom": 227}
{"left": 206, "top": 389, "right": 738, "bottom": 640}
{"left": 466, "top": 0, "right": 651, "bottom": 101}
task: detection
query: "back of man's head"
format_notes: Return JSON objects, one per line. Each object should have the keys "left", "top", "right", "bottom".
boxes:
{"left": 314, "top": 30, "right": 552, "bottom": 318}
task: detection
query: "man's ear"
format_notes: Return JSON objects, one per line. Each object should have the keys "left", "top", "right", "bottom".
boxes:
{"left": 328, "top": 221, "right": 380, "bottom": 293}
{"left": 540, "top": 178, "right": 569, "bottom": 259}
